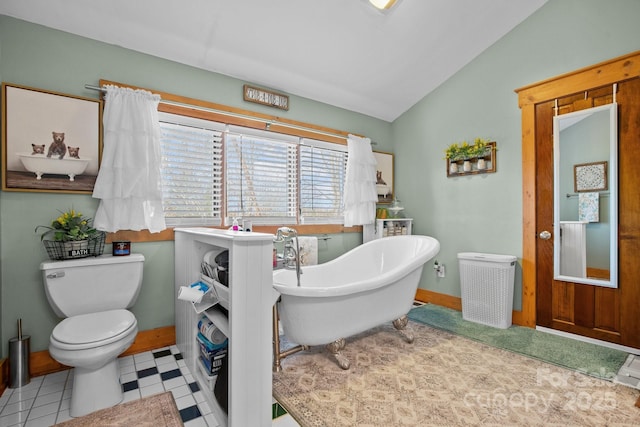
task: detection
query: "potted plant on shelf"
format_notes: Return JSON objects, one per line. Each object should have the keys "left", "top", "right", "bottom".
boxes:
{"left": 444, "top": 143, "right": 459, "bottom": 174}
{"left": 445, "top": 142, "right": 472, "bottom": 173}
{"left": 36, "top": 208, "right": 105, "bottom": 260}
{"left": 470, "top": 138, "right": 491, "bottom": 170}
{"left": 448, "top": 141, "right": 474, "bottom": 172}
{"left": 446, "top": 138, "right": 493, "bottom": 174}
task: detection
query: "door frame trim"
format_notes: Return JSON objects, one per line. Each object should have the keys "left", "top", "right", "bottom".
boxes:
{"left": 514, "top": 50, "right": 640, "bottom": 327}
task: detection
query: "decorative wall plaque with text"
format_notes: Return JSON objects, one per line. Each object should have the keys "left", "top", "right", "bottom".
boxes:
{"left": 243, "top": 85, "right": 289, "bottom": 110}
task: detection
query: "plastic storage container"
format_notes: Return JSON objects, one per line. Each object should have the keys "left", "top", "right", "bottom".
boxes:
{"left": 458, "top": 252, "right": 517, "bottom": 329}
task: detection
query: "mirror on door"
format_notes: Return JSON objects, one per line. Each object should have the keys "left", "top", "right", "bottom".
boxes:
{"left": 553, "top": 103, "right": 618, "bottom": 288}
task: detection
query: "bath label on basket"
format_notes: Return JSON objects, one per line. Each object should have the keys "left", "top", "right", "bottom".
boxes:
{"left": 69, "top": 248, "right": 89, "bottom": 257}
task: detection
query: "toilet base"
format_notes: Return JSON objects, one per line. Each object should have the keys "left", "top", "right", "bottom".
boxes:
{"left": 70, "top": 358, "right": 123, "bottom": 417}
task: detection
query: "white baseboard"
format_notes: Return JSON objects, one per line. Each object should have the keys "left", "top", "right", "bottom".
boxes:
{"left": 535, "top": 326, "right": 640, "bottom": 356}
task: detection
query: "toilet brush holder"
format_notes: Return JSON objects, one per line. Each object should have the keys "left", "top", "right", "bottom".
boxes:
{"left": 9, "top": 319, "right": 30, "bottom": 388}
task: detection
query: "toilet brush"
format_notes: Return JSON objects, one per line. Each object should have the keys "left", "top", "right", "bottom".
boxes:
{"left": 9, "top": 318, "right": 30, "bottom": 388}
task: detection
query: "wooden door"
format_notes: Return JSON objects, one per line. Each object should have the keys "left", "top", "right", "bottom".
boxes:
{"left": 535, "top": 80, "right": 640, "bottom": 348}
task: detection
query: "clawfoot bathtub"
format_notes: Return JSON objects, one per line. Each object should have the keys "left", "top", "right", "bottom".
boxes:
{"left": 17, "top": 153, "right": 90, "bottom": 181}
{"left": 272, "top": 234, "right": 440, "bottom": 370}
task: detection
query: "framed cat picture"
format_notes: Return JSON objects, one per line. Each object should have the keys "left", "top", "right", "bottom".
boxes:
{"left": 373, "top": 151, "right": 394, "bottom": 204}
{"left": 1, "top": 83, "right": 102, "bottom": 193}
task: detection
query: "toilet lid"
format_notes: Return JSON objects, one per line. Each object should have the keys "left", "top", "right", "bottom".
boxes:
{"left": 52, "top": 309, "right": 136, "bottom": 345}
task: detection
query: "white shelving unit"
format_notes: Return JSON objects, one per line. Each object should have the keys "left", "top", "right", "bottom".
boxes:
{"left": 363, "top": 218, "right": 413, "bottom": 242}
{"left": 174, "top": 228, "right": 277, "bottom": 427}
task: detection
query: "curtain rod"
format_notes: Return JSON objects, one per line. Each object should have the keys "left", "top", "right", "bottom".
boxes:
{"left": 85, "top": 84, "right": 106, "bottom": 92}
{"left": 84, "top": 84, "right": 376, "bottom": 144}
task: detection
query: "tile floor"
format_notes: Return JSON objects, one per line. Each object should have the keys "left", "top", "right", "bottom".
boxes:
{"left": 0, "top": 346, "right": 299, "bottom": 427}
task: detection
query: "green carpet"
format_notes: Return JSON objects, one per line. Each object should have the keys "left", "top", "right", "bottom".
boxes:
{"left": 408, "top": 303, "right": 628, "bottom": 379}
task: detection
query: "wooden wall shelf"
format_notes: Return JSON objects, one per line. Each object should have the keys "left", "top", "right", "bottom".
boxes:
{"left": 446, "top": 142, "right": 497, "bottom": 177}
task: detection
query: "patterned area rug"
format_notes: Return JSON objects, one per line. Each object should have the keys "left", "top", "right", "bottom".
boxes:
{"left": 408, "top": 303, "right": 629, "bottom": 377}
{"left": 54, "top": 391, "right": 183, "bottom": 426}
{"left": 273, "top": 321, "right": 640, "bottom": 426}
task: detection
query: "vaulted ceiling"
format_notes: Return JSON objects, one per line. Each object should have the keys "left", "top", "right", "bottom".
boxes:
{"left": 0, "top": 0, "right": 547, "bottom": 122}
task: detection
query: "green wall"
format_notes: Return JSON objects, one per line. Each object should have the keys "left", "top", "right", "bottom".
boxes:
{"left": 393, "top": 0, "right": 640, "bottom": 309}
{"left": 0, "top": 15, "right": 387, "bottom": 356}
{"left": 2, "top": 0, "right": 640, "bottom": 358}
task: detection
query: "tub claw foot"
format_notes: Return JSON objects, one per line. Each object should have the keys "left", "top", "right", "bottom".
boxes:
{"left": 326, "top": 338, "right": 350, "bottom": 370}
{"left": 393, "top": 315, "right": 414, "bottom": 343}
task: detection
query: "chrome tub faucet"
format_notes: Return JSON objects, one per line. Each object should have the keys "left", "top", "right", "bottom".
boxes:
{"left": 274, "top": 227, "right": 302, "bottom": 287}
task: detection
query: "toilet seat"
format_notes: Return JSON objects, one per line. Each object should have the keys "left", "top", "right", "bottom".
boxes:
{"left": 51, "top": 309, "right": 137, "bottom": 350}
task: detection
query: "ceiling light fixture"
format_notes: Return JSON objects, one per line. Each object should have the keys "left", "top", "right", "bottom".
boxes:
{"left": 369, "top": 0, "right": 398, "bottom": 10}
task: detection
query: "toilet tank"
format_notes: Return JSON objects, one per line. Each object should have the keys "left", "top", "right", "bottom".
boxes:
{"left": 40, "top": 253, "right": 145, "bottom": 317}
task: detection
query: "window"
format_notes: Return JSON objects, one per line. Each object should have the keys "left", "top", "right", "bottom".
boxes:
{"left": 158, "top": 113, "right": 224, "bottom": 226}
{"left": 225, "top": 126, "right": 298, "bottom": 225}
{"left": 158, "top": 113, "right": 348, "bottom": 227}
{"left": 299, "top": 139, "right": 348, "bottom": 224}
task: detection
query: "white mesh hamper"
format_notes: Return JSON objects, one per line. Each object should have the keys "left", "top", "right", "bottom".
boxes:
{"left": 458, "top": 252, "right": 517, "bottom": 329}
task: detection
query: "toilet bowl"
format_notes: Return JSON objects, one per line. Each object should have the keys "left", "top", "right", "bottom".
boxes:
{"left": 40, "top": 254, "right": 144, "bottom": 417}
{"left": 49, "top": 310, "right": 138, "bottom": 416}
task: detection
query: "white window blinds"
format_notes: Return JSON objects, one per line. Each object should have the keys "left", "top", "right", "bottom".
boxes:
{"left": 225, "top": 126, "right": 298, "bottom": 225}
{"left": 158, "top": 112, "right": 224, "bottom": 226}
{"left": 299, "top": 138, "right": 348, "bottom": 224}
{"left": 157, "top": 113, "right": 349, "bottom": 227}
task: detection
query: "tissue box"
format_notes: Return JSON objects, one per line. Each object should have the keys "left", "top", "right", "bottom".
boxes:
{"left": 197, "top": 333, "right": 227, "bottom": 375}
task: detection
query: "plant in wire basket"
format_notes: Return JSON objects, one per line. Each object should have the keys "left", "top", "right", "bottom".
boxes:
{"left": 36, "top": 208, "right": 99, "bottom": 241}
{"left": 35, "top": 208, "right": 105, "bottom": 260}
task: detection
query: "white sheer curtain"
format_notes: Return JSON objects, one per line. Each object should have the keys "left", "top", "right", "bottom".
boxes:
{"left": 343, "top": 134, "right": 378, "bottom": 227}
{"left": 92, "top": 85, "right": 166, "bottom": 233}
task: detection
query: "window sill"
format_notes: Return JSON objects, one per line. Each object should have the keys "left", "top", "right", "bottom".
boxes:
{"left": 106, "top": 224, "right": 363, "bottom": 243}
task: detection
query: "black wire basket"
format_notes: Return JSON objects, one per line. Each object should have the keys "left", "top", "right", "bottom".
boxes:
{"left": 42, "top": 231, "right": 106, "bottom": 261}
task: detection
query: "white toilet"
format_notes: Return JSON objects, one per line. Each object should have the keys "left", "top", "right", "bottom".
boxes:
{"left": 40, "top": 253, "right": 145, "bottom": 417}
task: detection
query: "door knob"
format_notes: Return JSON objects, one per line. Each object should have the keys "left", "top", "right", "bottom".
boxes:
{"left": 539, "top": 230, "right": 552, "bottom": 240}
